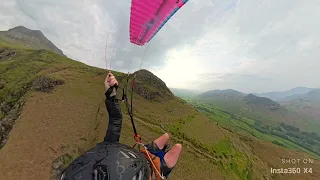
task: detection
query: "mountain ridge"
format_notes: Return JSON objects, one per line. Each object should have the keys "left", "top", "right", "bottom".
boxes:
{"left": 280, "top": 89, "right": 320, "bottom": 121}
{"left": 244, "top": 94, "right": 282, "bottom": 111}
{"left": 254, "top": 87, "right": 316, "bottom": 101}
{"left": 280, "top": 89, "right": 320, "bottom": 102}
{"left": 198, "top": 89, "right": 245, "bottom": 101}
{"left": 0, "top": 26, "right": 64, "bottom": 55}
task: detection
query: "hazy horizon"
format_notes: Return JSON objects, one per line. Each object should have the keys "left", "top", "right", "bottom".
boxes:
{"left": 169, "top": 86, "right": 319, "bottom": 94}
{"left": 1, "top": 0, "right": 320, "bottom": 93}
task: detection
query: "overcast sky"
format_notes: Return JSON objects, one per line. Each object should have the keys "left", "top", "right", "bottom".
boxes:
{"left": 1, "top": 0, "right": 319, "bottom": 93}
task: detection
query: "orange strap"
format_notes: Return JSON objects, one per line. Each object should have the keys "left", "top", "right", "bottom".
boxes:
{"left": 140, "top": 148, "right": 162, "bottom": 180}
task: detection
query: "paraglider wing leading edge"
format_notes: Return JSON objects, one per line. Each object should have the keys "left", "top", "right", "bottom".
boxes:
{"left": 129, "top": 0, "right": 188, "bottom": 46}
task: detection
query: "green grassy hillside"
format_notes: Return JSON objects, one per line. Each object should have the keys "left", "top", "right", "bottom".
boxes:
{"left": 189, "top": 100, "right": 320, "bottom": 158}
{"left": 1, "top": 41, "right": 320, "bottom": 180}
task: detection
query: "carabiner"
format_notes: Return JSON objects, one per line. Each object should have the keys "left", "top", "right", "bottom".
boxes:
{"left": 134, "top": 134, "right": 142, "bottom": 143}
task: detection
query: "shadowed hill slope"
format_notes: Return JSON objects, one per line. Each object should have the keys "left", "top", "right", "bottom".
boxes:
{"left": 0, "top": 36, "right": 319, "bottom": 180}
{"left": 280, "top": 89, "right": 320, "bottom": 121}
{"left": 244, "top": 94, "right": 282, "bottom": 111}
{"left": 0, "top": 26, "right": 64, "bottom": 55}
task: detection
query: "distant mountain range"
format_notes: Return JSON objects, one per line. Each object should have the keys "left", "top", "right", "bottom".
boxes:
{"left": 280, "top": 89, "right": 320, "bottom": 121}
{"left": 254, "top": 87, "right": 316, "bottom": 101}
{"left": 176, "top": 88, "right": 320, "bottom": 158}
{"left": 171, "top": 87, "right": 319, "bottom": 102}
{"left": 172, "top": 87, "right": 320, "bottom": 134}
{"left": 196, "top": 90, "right": 293, "bottom": 125}
{"left": 279, "top": 89, "right": 320, "bottom": 102}
{"left": 0, "top": 26, "right": 64, "bottom": 55}
{"left": 199, "top": 89, "right": 245, "bottom": 99}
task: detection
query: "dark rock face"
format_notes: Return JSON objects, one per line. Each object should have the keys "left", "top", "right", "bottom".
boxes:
{"left": 0, "top": 48, "right": 16, "bottom": 61}
{"left": 134, "top": 83, "right": 164, "bottom": 100}
{"left": 133, "top": 69, "right": 174, "bottom": 101}
{"left": 32, "top": 76, "right": 65, "bottom": 93}
{"left": 0, "top": 99, "right": 25, "bottom": 148}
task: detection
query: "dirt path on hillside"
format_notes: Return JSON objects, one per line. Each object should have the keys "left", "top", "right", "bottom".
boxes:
{"left": 128, "top": 115, "right": 217, "bottom": 160}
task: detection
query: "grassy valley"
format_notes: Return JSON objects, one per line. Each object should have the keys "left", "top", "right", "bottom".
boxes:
{"left": 176, "top": 88, "right": 320, "bottom": 159}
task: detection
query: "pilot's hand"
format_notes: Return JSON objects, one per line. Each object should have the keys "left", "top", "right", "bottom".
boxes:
{"left": 104, "top": 72, "right": 118, "bottom": 91}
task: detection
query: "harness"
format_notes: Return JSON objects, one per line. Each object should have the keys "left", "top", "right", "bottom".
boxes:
{"left": 121, "top": 72, "right": 166, "bottom": 180}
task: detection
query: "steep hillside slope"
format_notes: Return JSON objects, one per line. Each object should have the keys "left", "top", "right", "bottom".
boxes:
{"left": 242, "top": 94, "right": 292, "bottom": 125}
{"left": 1, "top": 38, "right": 319, "bottom": 180}
{"left": 0, "top": 26, "right": 64, "bottom": 55}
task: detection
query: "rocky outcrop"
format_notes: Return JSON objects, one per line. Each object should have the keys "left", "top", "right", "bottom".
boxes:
{"left": 0, "top": 98, "right": 25, "bottom": 148}
{"left": 133, "top": 69, "right": 174, "bottom": 101}
{"left": 32, "top": 76, "right": 64, "bottom": 93}
{"left": 0, "top": 48, "right": 16, "bottom": 61}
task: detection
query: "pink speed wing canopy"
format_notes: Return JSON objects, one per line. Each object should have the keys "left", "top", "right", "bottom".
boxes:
{"left": 129, "top": 0, "right": 188, "bottom": 46}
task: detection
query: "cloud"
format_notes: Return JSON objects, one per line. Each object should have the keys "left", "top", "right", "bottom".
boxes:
{"left": 1, "top": 0, "right": 319, "bottom": 93}
{"left": 154, "top": 0, "right": 320, "bottom": 93}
